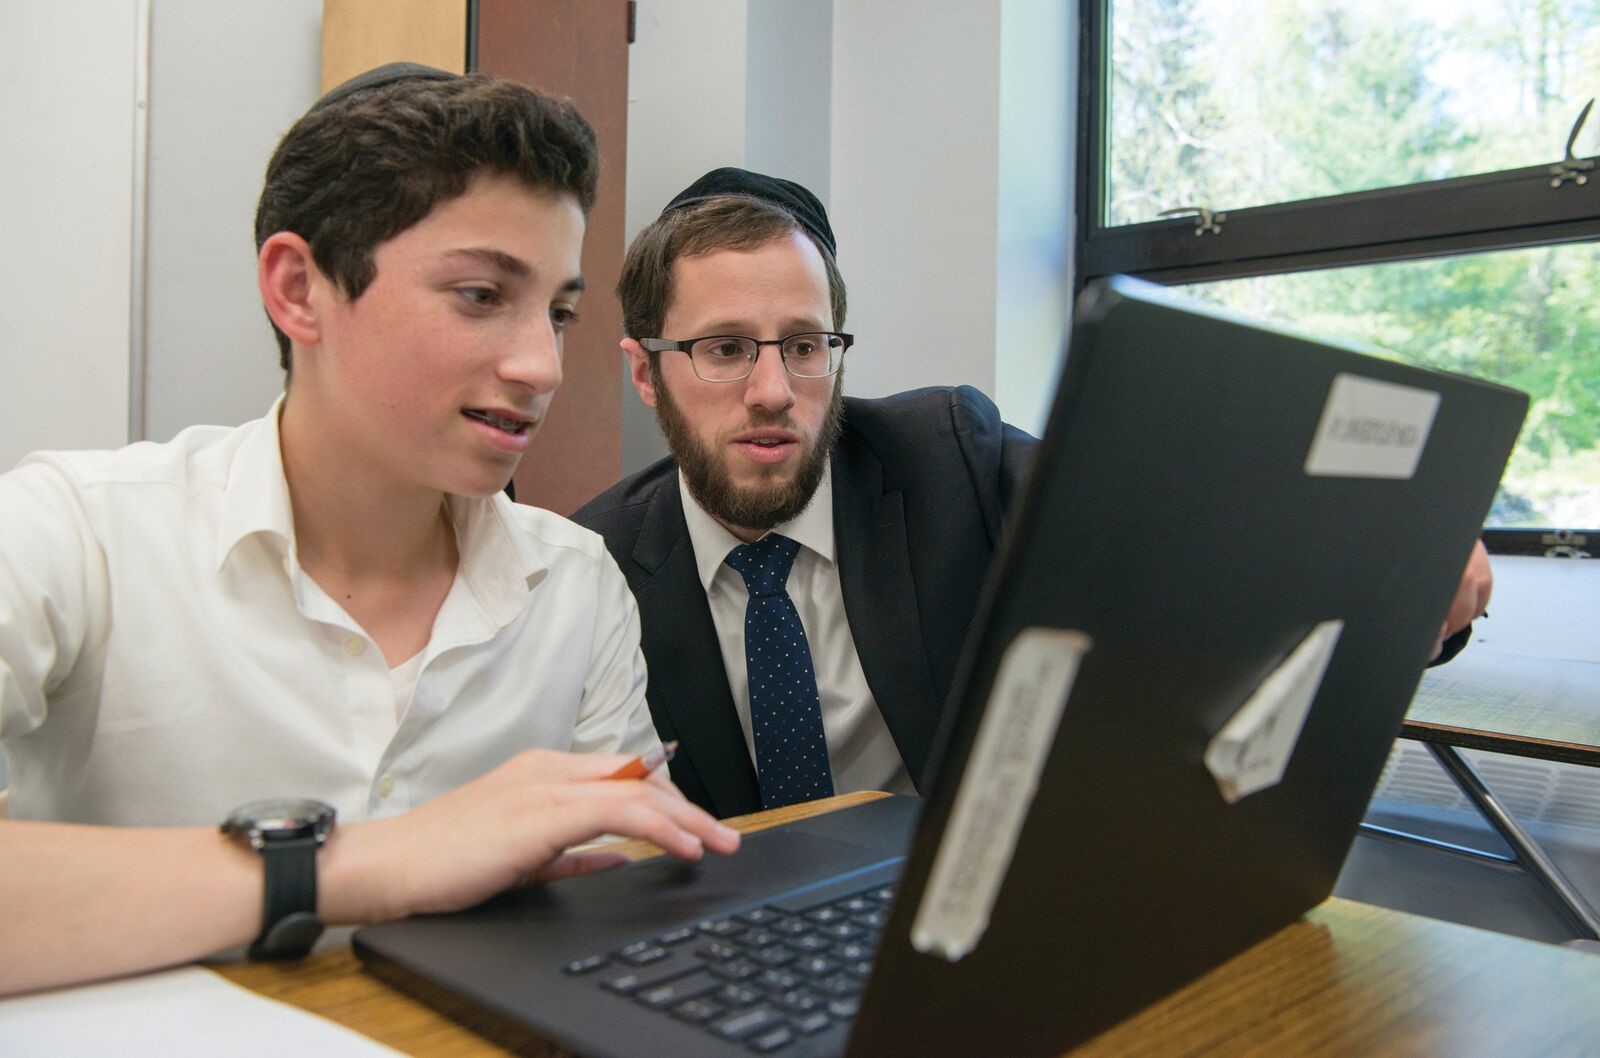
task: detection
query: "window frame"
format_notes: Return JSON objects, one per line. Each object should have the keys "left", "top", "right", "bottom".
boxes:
{"left": 1074, "top": 0, "right": 1600, "bottom": 555}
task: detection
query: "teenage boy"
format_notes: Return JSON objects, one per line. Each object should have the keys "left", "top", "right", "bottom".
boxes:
{"left": 0, "top": 64, "right": 735, "bottom": 998}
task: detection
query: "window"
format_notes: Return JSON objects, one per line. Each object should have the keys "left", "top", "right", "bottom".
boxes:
{"left": 1078, "top": 0, "right": 1600, "bottom": 552}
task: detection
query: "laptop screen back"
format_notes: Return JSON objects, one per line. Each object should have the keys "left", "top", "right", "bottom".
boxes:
{"left": 847, "top": 276, "right": 1526, "bottom": 1057}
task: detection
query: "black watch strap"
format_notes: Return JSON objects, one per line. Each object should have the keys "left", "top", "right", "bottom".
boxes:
{"left": 249, "top": 834, "right": 325, "bottom": 960}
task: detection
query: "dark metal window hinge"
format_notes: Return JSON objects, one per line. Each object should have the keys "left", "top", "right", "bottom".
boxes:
{"left": 1158, "top": 205, "right": 1226, "bottom": 236}
{"left": 1549, "top": 98, "right": 1595, "bottom": 188}
{"left": 628, "top": 2, "right": 637, "bottom": 44}
{"left": 1540, "top": 529, "right": 1591, "bottom": 558}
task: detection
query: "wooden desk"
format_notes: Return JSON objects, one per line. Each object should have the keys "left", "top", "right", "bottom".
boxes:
{"left": 216, "top": 792, "right": 1600, "bottom": 1057}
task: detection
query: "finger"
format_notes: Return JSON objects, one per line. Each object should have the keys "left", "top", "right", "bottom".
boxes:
{"left": 1443, "top": 581, "right": 1482, "bottom": 637}
{"left": 1463, "top": 542, "right": 1493, "bottom": 614}
{"left": 585, "top": 784, "right": 739, "bottom": 859}
{"left": 1471, "top": 563, "right": 1493, "bottom": 615}
{"left": 492, "top": 777, "right": 740, "bottom": 872}
{"left": 631, "top": 785, "right": 741, "bottom": 855}
{"left": 1440, "top": 561, "right": 1486, "bottom": 639}
{"left": 590, "top": 799, "right": 707, "bottom": 861}
{"left": 645, "top": 768, "right": 683, "bottom": 793}
{"left": 500, "top": 786, "right": 706, "bottom": 865}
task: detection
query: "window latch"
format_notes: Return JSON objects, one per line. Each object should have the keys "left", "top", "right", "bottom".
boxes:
{"left": 1158, "top": 205, "right": 1226, "bottom": 236}
{"left": 1539, "top": 529, "right": 1591, "bottom": 559}
{"left": 1549, "top": 98, "right": 1595, "bottom": 188}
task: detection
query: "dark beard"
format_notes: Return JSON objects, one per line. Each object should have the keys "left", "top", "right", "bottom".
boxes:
{"left": 653, "top": 365, "right": 845, "bottom": 535}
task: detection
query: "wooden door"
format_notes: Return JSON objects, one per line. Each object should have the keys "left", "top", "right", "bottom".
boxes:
{"left": 479, "top": 0, "right": 629, "bottom": 516}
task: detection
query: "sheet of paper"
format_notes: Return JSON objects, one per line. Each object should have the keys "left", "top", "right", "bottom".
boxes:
{"left": 1205, "top": 620, "right": 1344, "bottom": 804}
{"left": 911, "top": 627, "right": 1091, "bottom": 962}
{"left": 0, "top": 964, "right": 403, "bottom": 1057}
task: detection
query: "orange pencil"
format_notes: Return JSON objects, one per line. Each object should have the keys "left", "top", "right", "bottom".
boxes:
{"left": 606, "top": 740, "right": 678, "bottom": 780}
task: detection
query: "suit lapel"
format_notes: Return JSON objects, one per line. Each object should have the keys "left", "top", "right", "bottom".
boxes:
{"left": 832, "top": 433, "right": 941, "bottom": 787}
{"left": 631, "top": 478, "right": 762, "bottom": 816}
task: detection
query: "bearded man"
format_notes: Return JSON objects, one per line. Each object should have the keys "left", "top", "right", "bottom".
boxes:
{"left": 573, "top": 167, "right": 1486, "bottom": 819}
{"left": 573, "top": 169, "right": 1036, "bottom": 817}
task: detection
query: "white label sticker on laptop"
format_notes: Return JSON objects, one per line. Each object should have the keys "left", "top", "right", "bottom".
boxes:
{"left": 1204, "top": 620, "right": 1343, "bottom": 804}
{"left": 910, "top": 627, "right": 1090, "bottom": 963}
{"left": 1304, "top": 373, "right": 1440, "bottom": 479}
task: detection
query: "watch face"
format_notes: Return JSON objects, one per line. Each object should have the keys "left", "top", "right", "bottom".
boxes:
{"left": 222, "top": 798, "right": 336, "bottom": 844}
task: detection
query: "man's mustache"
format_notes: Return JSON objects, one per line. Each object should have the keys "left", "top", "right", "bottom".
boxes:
{"left": 732, "top": 413, "right": 804, "bottom": 434}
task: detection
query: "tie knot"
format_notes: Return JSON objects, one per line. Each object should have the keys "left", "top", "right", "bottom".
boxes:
{"left": 725, "top": 533, "right": 801, "bottom": 597}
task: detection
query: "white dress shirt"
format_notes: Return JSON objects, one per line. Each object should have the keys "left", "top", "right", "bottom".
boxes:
{"left": 679, "top": 468, "right": 915, "bottom": 796}
{"left": 0, "top": 399, "right": 658, "bottom": 827}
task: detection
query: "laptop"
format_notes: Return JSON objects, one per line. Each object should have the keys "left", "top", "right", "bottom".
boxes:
{"left": 355, "top": 276, "right": 1527, "bottom": 1058}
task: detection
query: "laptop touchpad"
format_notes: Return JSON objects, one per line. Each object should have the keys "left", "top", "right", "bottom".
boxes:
{"left": 624, "top": 827, "right": 892, "bottom": 892}
{"left": 467, "top": 827, "right": 903, "bottom": 941}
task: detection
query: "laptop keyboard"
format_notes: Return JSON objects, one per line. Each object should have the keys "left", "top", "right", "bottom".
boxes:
{"left": 562, "top": 881, "right": 896, "bottom": 1053}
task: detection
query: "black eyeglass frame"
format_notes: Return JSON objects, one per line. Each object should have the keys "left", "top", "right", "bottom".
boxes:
{"left": 638, "top": 332, "right": 854, "bottom": 382}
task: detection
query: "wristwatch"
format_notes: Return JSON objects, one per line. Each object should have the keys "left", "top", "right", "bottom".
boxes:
{"left": 220, "top": 798, "right": 337, "bottom": 960}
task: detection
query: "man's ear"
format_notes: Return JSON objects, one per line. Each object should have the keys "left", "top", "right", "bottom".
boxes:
{"left": 621, "top": 338, "right": 659, "bottom": 409}
{"left": 258, "top": 232, "right": 325, "bottom": 351}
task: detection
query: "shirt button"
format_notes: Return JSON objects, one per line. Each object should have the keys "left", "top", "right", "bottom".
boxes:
{"left": 377, "top": 774, "right": 396, "bottom": 797}
{"left": 344, "top": 636, "right": 367, "bottom": 657}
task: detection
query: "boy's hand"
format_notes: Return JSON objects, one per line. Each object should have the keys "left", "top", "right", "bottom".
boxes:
{"left": 322, "top": 749, "right": 740, "bottom": 924}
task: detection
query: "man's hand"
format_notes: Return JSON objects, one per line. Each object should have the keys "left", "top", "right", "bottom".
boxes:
{"left": 1435, "top": 539, "right": 1492, "bottom": 661}
{"left": 322, "top": 749, "right": 740, "bottom": 925}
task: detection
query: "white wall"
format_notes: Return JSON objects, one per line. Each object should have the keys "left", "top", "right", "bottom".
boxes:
{"left": 745, "top": 0, "right": 832, "bottom": 204}
{"left": 0, "top": 3, "right": 138, "bottom": 469}
{"left": 0, "top": 2, "right": 321, "bottom": 472}
{"left": 623, "top": 0, "right": 749, "bottom": 244}
{"left": 996, "top": 0, "right": 1076, "bottom": 434}
{"left": 830, "top": 1, "right": 1073, "bottom": 432}
{"left": 142, "top": 0, "right": 323, "bottom": 442}
{"left": 829, "top": 3, "right": 1004, "bottom": 403}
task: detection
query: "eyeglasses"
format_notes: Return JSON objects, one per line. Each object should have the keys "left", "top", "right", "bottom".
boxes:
{"left": 639, "top": 332, "right": 854, "bottom": 382}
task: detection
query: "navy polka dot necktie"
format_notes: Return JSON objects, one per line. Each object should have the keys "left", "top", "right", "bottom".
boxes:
{"left": 725, "top": 533, "right": 835, "bottom": 809}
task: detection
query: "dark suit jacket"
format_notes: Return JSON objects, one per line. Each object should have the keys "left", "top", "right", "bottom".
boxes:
{"left": 573, "top": 386, "right": 1037, "bottom": 817}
